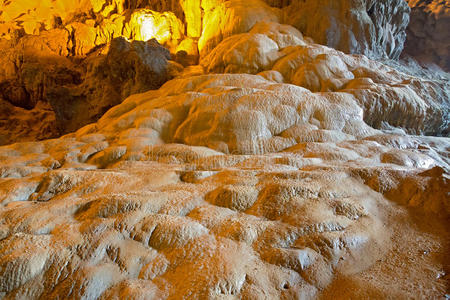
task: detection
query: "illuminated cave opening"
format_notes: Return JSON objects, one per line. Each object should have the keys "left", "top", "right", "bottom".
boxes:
{"left": 133, "top": 11, "right": 175, "bottom": 43}
{"left": 140, "top": 16, "right": 157, "bottom": 41}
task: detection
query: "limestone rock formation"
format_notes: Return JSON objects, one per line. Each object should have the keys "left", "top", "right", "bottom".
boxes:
{"left": 282, "top": 0, "right": 411, "bottom": 60}
{"left": 0, "top": 34, "right": 81, "bottom": 144}
{"left": 0, "top": 36, "right": 173, "bottom": 144}
{"left": 0, "top": 101, "right": 58, "bottom": 145}
{"left": 0, "top": 72, "right": 448, "bottom": 298}
{"left": 48, "top": 37, "right": 173, "bottom": 133}
{"left": 404, "top": 0, "right": 450, "bottom": 71}
{"left": 0, "top": 0, "right": 449, "bottom": 299}
{"left": 201, "top": 22, "right": 450, "bottom": 136}
{"left": 198, "top": 0, "right": 282, "bottom": 56}
{"left": 0, "top": 0, "right": 413, "bottom": 60}
{"left": 0, "top": 1, "right": 186, "bottom": 54}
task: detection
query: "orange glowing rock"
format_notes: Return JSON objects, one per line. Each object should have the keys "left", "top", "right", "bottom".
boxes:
{"left": 0, "top": 0, "right": 92, "bottom": 37}
{"left": 181, "top": 0, "right": 202, "bottom": 37}
{"left": 0, "top": 1, "right": 186, "bottom": 54}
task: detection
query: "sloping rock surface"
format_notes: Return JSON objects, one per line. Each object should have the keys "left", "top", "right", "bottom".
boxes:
{"left": 201, "top": 22, "right": 449, "bottom": 136}
{"left": 0, "top": 71, "right": 448, "bottom": 299}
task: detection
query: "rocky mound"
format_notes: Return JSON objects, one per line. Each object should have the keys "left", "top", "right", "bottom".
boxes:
{"left": 201, "top": 22, "right": 449, "bottom": 136}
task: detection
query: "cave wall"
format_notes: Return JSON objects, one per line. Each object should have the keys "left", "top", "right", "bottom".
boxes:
{"left": 0, "top": 0, "right": 412, "bottom": 59}
{"left": 7, "top": 0, "right": 444, "bottom": 68}
{"left": 404, "top": 0, "right": 450, "bottom": 71}
{"left": 281, "top": 0, "right": 410, "bottom": 60}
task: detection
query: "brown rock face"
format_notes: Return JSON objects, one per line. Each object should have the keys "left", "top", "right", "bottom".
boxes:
{"left": 404, "top": 0, "right": 450, "bottom": 71}
{"left": 0, "top": 36, "right": 173, "bottom": 144}
{"left": 47, "top": 37, "right": 172, "bottom": 133}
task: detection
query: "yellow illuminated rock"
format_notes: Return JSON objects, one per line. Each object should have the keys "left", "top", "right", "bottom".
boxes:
{"left": 0, "top": 1, "right": 185, "bottom": 54}
{"left": 198, "top": 0, "right": 281, "bottom": 56}
{"left": 0, "top": 0, "right": 92, "bottom": 36}
{"left": 181, "top": 0, "right": 202, "bottom": 37}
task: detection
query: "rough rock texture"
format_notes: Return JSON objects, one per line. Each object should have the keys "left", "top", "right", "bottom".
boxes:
{"left": 0, "top": 0, "right": 449, "bottom": 299}
{"left": 0, "top": 0, "right": 413, "bottom": 59}
{"left": 0, "top": 1, "right": 186, "bottom": 55}
{"left": 0, "top": 72, "right": 448, "bottom": 298}
{"left": 0, "top": 36, "right": 173, "bottom": 144}
{"left": 282, "top": 0, "right": 411, "bottom": 59}
{"left": 48, "top": 37, "right": 173, "bottom": 133}
{"left": 201, "top": 22, "right": 450, "bottom": 136}
{"left": 0, "top": 101, "right": 58, "bottom": 145}
{"left": 404, "top": 0, "right": 450, "bottom": 71}
{"left": 90, "top": 73, "right": 379, "bottom": 155}
{"left": 198, "top": 0, "right": 282, "bottom": 56}
{"left": 1, "top": 0, "right": 441, "bottom": 144}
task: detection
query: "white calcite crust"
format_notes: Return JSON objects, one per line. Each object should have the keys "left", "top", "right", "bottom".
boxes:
{"left": 0, "top": 72, "right": 448, "bottom": 298}
{"left": 202, "top": 22, "right": 449, "bottom": 136}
